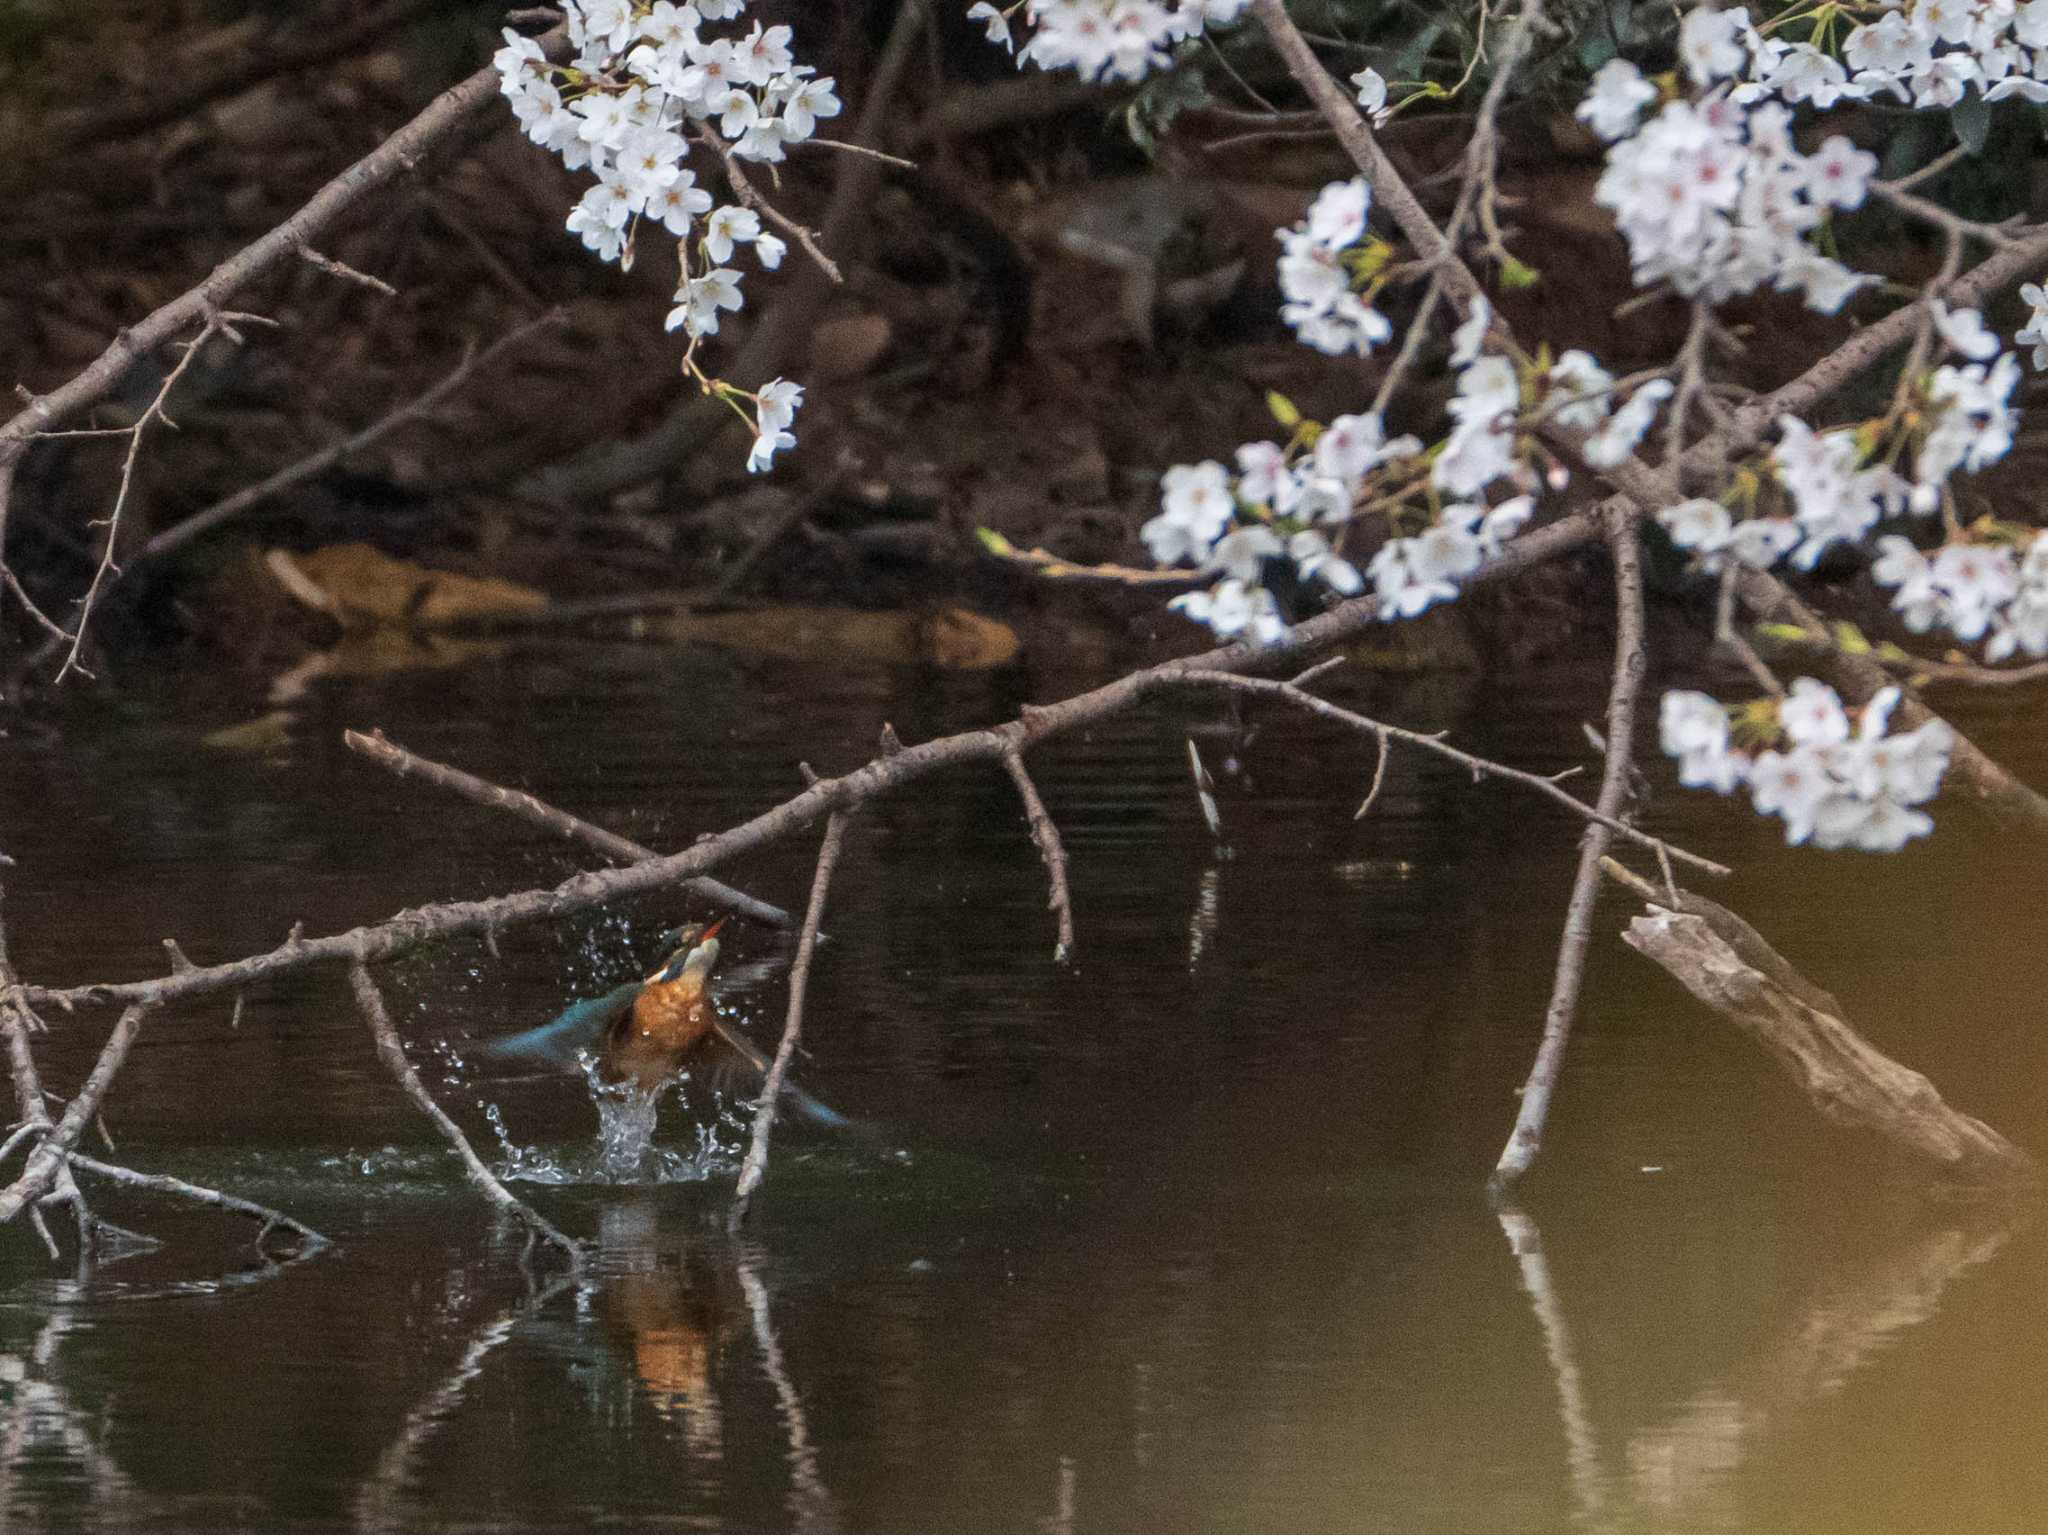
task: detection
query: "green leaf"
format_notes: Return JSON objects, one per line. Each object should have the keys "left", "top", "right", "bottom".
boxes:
{"left": 1831, "top": 621, "right": 1871, "bottom": 656}
{"left": 1266, "top": 391, "right": 1302, "bottom": 430}
{"left": 1952, "top": 91, "right": 1992, "bottom": 156}
{"left": 975, "top": 528, "right": 1015, "bottom": 555}
{"left": 1499, "top": 256, "right": 1541, "bottom": 290}
{"left": 1756, "top": 622, "right": 1812, "bottom": 645}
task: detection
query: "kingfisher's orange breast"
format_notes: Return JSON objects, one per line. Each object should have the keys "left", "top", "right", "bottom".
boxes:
{"left": 602, "top": 975, "right": 715, "bottom": 1091}
{"left": 632, "top": 975, "right": 712, "bottom": 1045}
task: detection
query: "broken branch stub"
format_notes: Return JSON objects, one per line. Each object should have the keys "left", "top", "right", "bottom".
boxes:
{"left": 1622, "top": 909, "right": 2037, "bottom": 1189}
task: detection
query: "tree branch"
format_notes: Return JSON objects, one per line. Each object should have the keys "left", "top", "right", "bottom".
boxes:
{"left": 67, "top": 1153, "right": 328, "bottom": 1255}
{"left": 1000, "top": 747, "right": 1077, "bottom": 965}
{"left": 138, "top": 311, "right": 563, "bottom": 565}
{"left": 345, "top": 958, "right": 580, "bottom": 1264}
{"left": 342, "top": 727, "right": 797, "bottom": 929}
{"left": 0, "top": 1005, "right": 150, "bottom": 1225}
{"left": 1491, "top": 508, "right": 1649, "bottom": 1194}
{"left": 729, "top": 812, "right": 846, "bottom": 1229}
{"left": 0, "top": 24, "right": 564, "bottom": 601}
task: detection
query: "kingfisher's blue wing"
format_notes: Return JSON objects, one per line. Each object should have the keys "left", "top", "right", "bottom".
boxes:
{"left": 706, "top": 1019, "right": 876, "bottom": 1141}
{"left": 473, "top": 980, "right": 639, "bottom": 1071}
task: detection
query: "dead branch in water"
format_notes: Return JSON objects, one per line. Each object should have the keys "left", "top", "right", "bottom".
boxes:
{"left": 67, "top": 1154, "right": 328, "bottom": 1256}
{"left": 729, "top": 813, "right": 846, "bottom": 1231}
{"left": 0, "top": 1005, "right": 151, "bottom": 1226}
{"left": 347, "top": 958, "right": 581, "bottom": 1266}
{"left": 1609, "top": 875, "right": 2037, "bottom": 1187}
{"left": 0, "top": 875, "right": 323, "bottom": 1261}
{"left": 1000, "top": 747, "right": 1077, "bottom": 965}
{"left": 1491, "top": 510, "right": 1649, "bottom": 1195}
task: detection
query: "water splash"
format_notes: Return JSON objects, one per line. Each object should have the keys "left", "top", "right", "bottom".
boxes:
{"left": 480, "top": 1059, "right": 750, "bottom": 1187}
{"left": 592, "top": 1080, "right": 663, "bottom": 1180}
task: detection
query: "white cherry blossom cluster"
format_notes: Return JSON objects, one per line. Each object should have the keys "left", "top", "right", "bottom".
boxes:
{"left": 495, "top": 1, "right": 841, "bottom": 472}
{"left": 1450, "top": 298, "right": 1671, "bottom": 486}
{"left": 1581, "top": 66, "right": 1875, "bottom": 311}
{"left": 1657, "top": 301, "right": 2031, "bottom": 656}
{"left": 1872, "top": 532, "right": 2048, "bottom": 660}
{"left": 1661, "top": 680, "right": 1954, "bottom": 851}
{"left": 966, "top": 0, "right": 1251, "bottom": 80}
{"left": 1144, "top": 409, "right": 1541, "bottom": 635}
{"left": 1277, "top": 179, "right": 1393, "bottom": 356}
{"left": 1776, "top": 0, "right": 2048, "bottom": 110}
{"left": 1145, "top": 411, "right": 1415, "bottom": 641}
{"left": 1148, "top": 294, "right": 1705, "bottom": 637}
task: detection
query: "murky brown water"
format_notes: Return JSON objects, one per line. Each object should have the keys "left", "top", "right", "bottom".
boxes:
{"left": 1, "top": 635, "right": 2044, "bottom": 1532}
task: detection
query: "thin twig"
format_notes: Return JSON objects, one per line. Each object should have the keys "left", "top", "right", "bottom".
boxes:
{"left": 342, "top": 727, "right": 796, "bottom": 929}
{"left": 1715, "top": 566, "right": 1785, "bottom": 697}
{"left": 1156, "top": 664, "right": 1724, "bottom": 876}
{"left": 1886, "top": 143, "right": 1972, "bottom": 195}
{"left": 1001, "top": 747, "right": 1076, "bottom": 965}
{"left": 729, "top": 812, "right": 846, "bottom": 1230}
{"left": 296, "top": 245, "right": 399, "bottom": 298}
{"left": 797, "top": 136, "right": 915, "bottom": 167}
{"left": 142, "top": 312, "right": 562, "bottom": 564}
{"left": 1, "top": 567, "right": 66, "bottom": 643}
{"left": 55, "top": 317, "right": 225, "bottom": 682}
{"left": 697, "top": 128, "right": 842, "bottom": 284}
{"left": 346, "top": 958, "right": 581, "bottom": 1265}
{"left": 1771, "top": 625, "right": 2048, "bottom": 690}
{"left": 1354, "top": 731, "right": 1391, "bottom": 820}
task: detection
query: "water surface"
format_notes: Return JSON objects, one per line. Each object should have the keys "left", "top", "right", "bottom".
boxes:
{"left": 2, "top": 636, "right": 2044, "bottom": 1532}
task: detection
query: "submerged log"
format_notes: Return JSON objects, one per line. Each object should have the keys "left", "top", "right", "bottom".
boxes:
{"left": 1622, "top": 905, "right": 2038, "bottom": 1188}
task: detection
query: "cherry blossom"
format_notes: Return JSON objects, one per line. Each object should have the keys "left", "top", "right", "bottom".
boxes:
{"left": 497, "top": 0, "right": 839, "bottom": 469}
{"left": 1664, "top": 680, "right": 1952, "bottom": 851}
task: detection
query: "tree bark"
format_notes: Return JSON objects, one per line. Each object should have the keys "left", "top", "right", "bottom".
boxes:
{"left": 1623, "top": 909, "right": 2037, "bottom": 1188}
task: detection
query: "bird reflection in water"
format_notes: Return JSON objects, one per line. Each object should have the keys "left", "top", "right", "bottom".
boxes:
{"left": 596, "top": 1200, "right": 729, "bottom": 1452}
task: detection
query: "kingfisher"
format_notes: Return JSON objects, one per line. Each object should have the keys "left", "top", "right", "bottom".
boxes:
{"left": 475, "top": 919, "right": 852, "bottom": 1130}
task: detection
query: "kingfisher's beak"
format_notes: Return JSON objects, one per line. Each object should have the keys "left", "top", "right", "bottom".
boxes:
{"left": 700, "top": 917, "right": 728, "bottom": 943}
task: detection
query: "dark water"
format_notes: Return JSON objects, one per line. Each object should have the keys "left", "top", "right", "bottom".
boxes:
{"left": 1, "top": 633, "right": 2045, "bottom": 1532}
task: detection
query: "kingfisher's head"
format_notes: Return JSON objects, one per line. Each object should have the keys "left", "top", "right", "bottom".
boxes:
{"left": 647, "top": 918, "right": 726, "bottom": 986}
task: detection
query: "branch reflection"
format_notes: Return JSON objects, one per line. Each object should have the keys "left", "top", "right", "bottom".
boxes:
{"left": 1497, "top": 1199, "right": 2021, "bottom": 1532}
